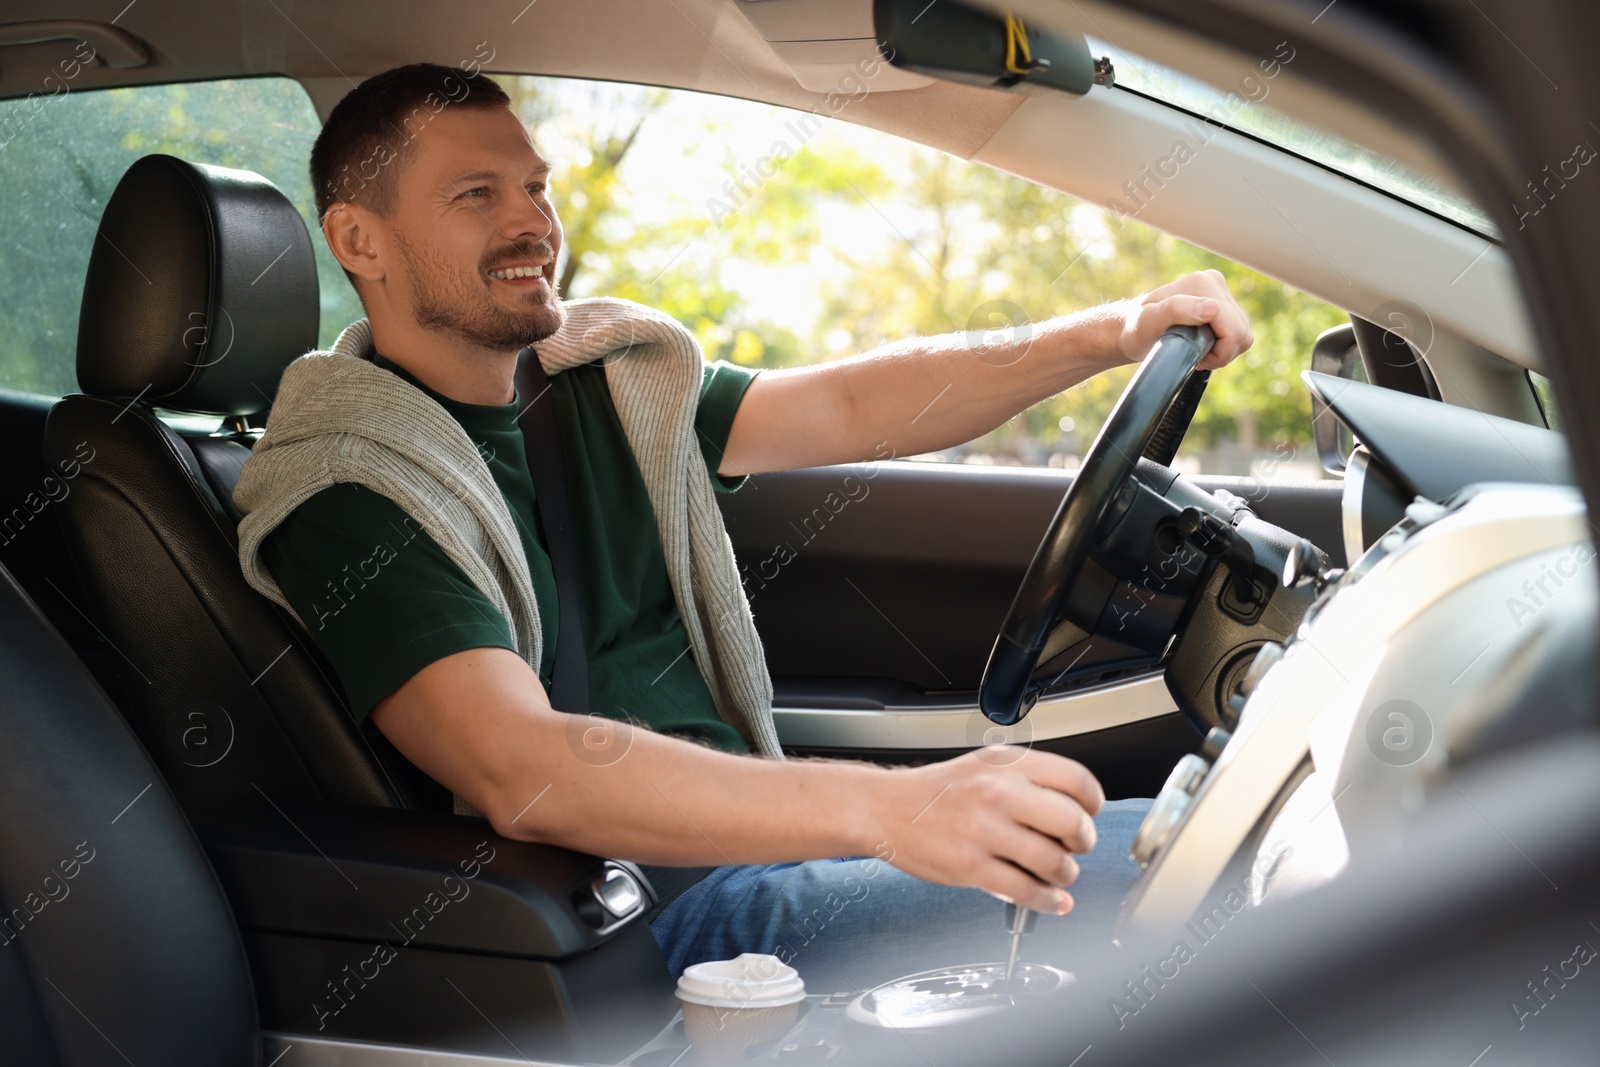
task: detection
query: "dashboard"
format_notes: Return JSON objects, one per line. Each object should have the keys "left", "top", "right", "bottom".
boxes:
{"left": 1117, "top": 450, "right": 1590, "bottom": 938}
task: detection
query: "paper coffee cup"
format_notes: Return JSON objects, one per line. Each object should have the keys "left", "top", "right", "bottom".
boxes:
{"left": 675, "top": 953, "right": 806, "bottom": 1066}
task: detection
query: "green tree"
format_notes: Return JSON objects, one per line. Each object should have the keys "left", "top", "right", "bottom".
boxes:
{"left": 808, "top": 143, "right": 1344, "bottom": 467}
{"left": 512, "top": 76, "right": 890, "bottom": 369}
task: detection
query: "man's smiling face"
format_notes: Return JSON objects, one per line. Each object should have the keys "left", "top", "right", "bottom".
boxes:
{"left": 384, "top": 104, "right": 566, "bottom": 352}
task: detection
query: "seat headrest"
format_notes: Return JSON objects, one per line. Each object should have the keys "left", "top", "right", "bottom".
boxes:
{"left": 77, "top": 154, "right": 320, "bottom": 416}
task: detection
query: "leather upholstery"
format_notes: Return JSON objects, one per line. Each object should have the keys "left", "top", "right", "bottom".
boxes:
{"left": 46, "top": 155, "right": 450, "bottom": 814}
{"left": 0, "top": 562, "right": 259, "bottom": 1065}
{"left": 76, "top": 154, "right": 320, "bottom": 415}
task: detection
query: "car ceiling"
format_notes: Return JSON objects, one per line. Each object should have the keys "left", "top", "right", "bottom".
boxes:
{"left": 0, "top": 0, "right": 1479, "bottom": 195}
{"left": 0, "top": 0, "right": 1022, "bottom": 158}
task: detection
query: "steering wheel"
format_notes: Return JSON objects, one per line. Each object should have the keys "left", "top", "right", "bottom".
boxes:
{"left": 979, "top": 324, "right": 1217, "bottom": 726}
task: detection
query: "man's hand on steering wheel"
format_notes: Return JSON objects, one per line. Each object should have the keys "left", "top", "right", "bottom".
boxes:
{"left": 1114, "top": 269, "right": 1255, "bottom": 370}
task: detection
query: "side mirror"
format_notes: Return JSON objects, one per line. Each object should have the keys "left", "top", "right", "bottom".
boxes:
{"left": 1309, "top": 323, "right": 1362, "bottom": 474}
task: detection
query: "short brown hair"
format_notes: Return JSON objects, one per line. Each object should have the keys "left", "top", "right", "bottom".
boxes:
{"left": 309, "top": 62, "right": 512, "bottom": 222}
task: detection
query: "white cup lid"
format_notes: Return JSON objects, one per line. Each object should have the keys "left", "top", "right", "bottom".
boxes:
{"left": 675, "top": 953, "right": 807, "bottom": 1009}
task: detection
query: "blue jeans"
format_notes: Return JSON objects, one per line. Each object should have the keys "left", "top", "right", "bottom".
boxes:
{"left": 647, "top": 798, "right": 1151, "bottom": 996}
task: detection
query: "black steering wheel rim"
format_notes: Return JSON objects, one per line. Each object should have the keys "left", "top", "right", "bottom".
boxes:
{"left": 979, "top": 324, "right": 1217, "bottom": 725}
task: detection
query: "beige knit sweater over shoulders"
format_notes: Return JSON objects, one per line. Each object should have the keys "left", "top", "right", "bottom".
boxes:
{"left": 233, "top": 297, "right": 782, "bottom": 760}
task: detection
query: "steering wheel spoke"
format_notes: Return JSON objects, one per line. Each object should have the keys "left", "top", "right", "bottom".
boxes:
{"left": 980, "top": 325, "right": 1217, "bottom": 726}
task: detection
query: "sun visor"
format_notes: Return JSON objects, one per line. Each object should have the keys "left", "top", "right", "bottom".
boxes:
{"left": 736, "top": 0, "right": 933, "bottom": 93}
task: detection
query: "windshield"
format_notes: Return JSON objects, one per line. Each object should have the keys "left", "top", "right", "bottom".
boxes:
{"left": 1089, "top": 37, "right": 1499, "bottom": 238}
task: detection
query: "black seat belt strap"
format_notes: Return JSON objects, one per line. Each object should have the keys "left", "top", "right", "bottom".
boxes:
{"left": 513, "top": 346, "right": 589, "bottom": 714}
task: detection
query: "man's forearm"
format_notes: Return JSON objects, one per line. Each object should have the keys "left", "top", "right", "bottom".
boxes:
{"left": 486, "top": 708, "right": 892, "bottom": 865}
{"left": 723, "top": 271, "right": 1250, "bottom": 477}
{"left": 483, "top": 703, "right": 1106, "bottom": 917}
{"left": 830, "top": 303, "right": 1130, "bottom": 462}
{"left": 721, "top": 302, "right": 1131, "bottom": 476}
{"left": 377, "top": 648, "right": 1107, "bottom": 912}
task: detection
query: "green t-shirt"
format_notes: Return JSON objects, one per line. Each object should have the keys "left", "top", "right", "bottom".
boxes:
{"left": 259, "top": 350, "right": 761, "bottom": 755}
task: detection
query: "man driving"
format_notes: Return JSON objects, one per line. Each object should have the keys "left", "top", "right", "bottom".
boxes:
{"left": 236, "top": 62, "right": 1252, "bottom": 993}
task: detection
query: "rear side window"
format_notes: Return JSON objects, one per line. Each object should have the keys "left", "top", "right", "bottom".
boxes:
{"left": 0, "top": 77, "right": 359, "bottom": 398}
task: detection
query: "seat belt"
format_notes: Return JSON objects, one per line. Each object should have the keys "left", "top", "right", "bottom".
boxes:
{"left": 513, "top": 346, "right": 589, "bottom": 714}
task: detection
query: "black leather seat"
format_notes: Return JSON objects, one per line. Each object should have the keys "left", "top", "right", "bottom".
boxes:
{"left": 0, "top": 551, "right": 675, "bottom": 1065}
{"left": 44, "top": 154, "right": 446, "bottom": 813}
{"left": 0, "top": 560, "right": 260, "bottom": 1065}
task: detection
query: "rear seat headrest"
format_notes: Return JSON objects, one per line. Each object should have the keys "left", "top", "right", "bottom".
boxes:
{"left": 76, "top": 153, "right": 320, "bottom": 416}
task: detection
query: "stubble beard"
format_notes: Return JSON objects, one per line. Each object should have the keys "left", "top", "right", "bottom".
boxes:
{"left": 394, "top": 230, "right": 566, "bottom": 351}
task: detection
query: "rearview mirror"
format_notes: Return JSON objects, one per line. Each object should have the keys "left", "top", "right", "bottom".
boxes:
{"left": 874, "top": 0, "right": 1113, "bottom": 97}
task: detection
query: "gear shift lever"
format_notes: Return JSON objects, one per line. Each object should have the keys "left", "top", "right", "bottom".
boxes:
{"left": 1002, "top": 901, "right": 1037, "bottom": 993}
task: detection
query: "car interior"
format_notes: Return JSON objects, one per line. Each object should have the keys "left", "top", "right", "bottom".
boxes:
{"left": 2, "top": 1, "right": 1597, "bottom": 1065}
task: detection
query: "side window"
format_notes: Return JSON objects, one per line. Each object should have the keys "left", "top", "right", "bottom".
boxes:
{"left": 1528, "top": 371, "right": 1562, "bottom": 431}
{"left": 0, "top": 77, "right": 361, "bottom": 399}
{"left": 511, "top": 75, "right": 1344, "bottom": 481}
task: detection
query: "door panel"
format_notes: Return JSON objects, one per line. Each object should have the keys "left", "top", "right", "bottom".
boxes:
{"left": 721, "top": 460, "right": 1345, "bottom": 791}
{"left": 774, "top": 674, "right": 1198, "bottom": 799}
{"left": 772, "top": 674, "right": 1176, "bottom": 744}
{"left": 721, "top": 460, "right": 1345, "bottom": 693}
{"left": 783, "top": 714, "right": 1205, "bottom": 802}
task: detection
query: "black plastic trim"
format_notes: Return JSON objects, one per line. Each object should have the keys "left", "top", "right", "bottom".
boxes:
{"left": 1304, "top": 369, "right": 1572, "bottom": 501}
